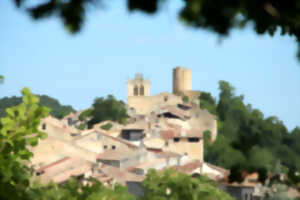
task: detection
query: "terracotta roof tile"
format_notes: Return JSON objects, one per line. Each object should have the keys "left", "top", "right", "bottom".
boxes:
{"left": 36, "top": 157, "right": 71, "bottom": 174}
{"left": 204, "top": 162, "right": 230, "bottom": 176}
{"left": 173, "top": 160, "right": 202, "bottom": 174}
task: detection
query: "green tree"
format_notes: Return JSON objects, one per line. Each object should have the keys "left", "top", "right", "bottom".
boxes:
{"left": 203, "top": 80, "right": 300, "bottom": 185}
{"left": 88, "top": 95, "right": 128, "bottom": 127}
{"left": 76, "top": 123, "right": 86, "bottom": 130}
{"left": 141, "top": 169, "right": 234, "bottom": 200}
{"left": 217, "top": 81, "right": 235, "bottom": 121}
{"left": 79, "top": 108, "right": 93, "bottom": 122}
{"left": 100, "top": 122, "right": 113, "bottom": 131}
{"left": 206, "top": 135, "right": 246, "bottom": 170}
{"left": 247, "top": 146, "right": 276, "bottom": 171}
{"left": 28, "top": 178, "right": 134, "bottom": 200}
{"left": 199, "top": 92, "right": 217, "bottom": 115}
{"left": 0, "top": 88, "right": 50, "bottom": 200}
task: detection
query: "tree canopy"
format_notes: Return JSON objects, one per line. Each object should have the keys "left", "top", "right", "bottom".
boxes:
{"left": 201, "top": 80, "right": 300, "bottom": 187}
{"left": 88, "top": 95, "right": 128, "bottom": 127}
{"left": 0, "top": 88, "right": 50, "bottom": 199}
{"left": 141, "top": 169, "right": 234, "bottom": 200}
{"left": 11, "top": 0, "right": 300, "bottom": 61}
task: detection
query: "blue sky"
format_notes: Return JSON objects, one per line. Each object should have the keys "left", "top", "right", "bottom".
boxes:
{"left": 1, "top": 0, "right": 299, "bottom": 130}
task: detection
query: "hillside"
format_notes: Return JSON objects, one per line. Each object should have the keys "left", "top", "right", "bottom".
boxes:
{"left": 0, "top": 94, "right": 75, "bottom": 119}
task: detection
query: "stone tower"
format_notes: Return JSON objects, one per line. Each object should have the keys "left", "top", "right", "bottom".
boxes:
{"left": 173, "top": 67, "right": 192, "bottom": 95}
{"left": 127, "top": 73, "right": 150, "bottom": 97}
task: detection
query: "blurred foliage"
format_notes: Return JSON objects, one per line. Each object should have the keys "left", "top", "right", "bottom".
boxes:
{"left": 0, "top": 75, "right": 4, "bottom": 84}
{"left": 201, "top": 80, "right": 300, "bottom": 187}
{"left": 78, "top": 108, "right": 93, "bottom": 122}
{"left": 88, "top": 95, "right": 128, "bottom": 127}
{"left": 28, "top": 178, "right": 134, "bottom": 200}
{"left": 0, "top": 95, "right": 74, "bottom": 119}
{"left": 182, "top": 95, "right": 189, "bottom": 103}
{"left": 76, "top": 123, "right": 86, "bottom": 130}
{"left": 0, "top": 88, "right": 50, "bottom": 200}
{"left": 199, "top": 92, "right": 217, "bottom": 115}
{"left": 100, "top": 122, "right": 113, "bottom": 130}
{"left": 12, "top": 0, "right": 300, "bottom": 61}
{"left": 141, "top": 168, "right": 234, "bottom": 200}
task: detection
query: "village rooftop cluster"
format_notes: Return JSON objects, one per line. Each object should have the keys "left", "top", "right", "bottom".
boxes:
{"left": 30, "top": 67, "right": 268, "bottom": 199}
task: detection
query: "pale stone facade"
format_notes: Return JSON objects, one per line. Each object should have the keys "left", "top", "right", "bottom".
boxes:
{"left": 127, "top": 92, "right": 182, "bottom": 115}
{"left": 163, "top": 137, "right": 204, "bottom": 163}
{"left": 127, "top": 73, "right": 150, "bottom": 97}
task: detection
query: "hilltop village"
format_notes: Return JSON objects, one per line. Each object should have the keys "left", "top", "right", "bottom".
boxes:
{"left": 29, "top": 67, "right": 257, "bottom": 199}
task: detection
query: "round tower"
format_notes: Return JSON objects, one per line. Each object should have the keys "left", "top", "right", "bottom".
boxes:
{"left": 173, "top": 66, "right": 192, "bottom": 95}
{"left": 173, "top": 67, "right": 184, "bottom": 95}
{"left": 183, "top": 68, "right": 192, "bottom": 91}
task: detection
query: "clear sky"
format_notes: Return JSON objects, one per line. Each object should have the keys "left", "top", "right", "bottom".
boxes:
{"left": 1, "top": 0, "right": 299, "bottom": 130}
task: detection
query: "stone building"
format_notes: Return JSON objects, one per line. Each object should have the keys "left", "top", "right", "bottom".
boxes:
{"left": 127, "top": 73, "right": 150, "bottom": 97}
{"left": 127, "top": 67, "right": 202, "bottom": 115}
{"left": 159, "top": 128, "right": 204, "bottom": 162}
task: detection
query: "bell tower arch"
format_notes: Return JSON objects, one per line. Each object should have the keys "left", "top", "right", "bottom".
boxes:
{"left": 127, "top": 73, "right": 150, "bottom": 98}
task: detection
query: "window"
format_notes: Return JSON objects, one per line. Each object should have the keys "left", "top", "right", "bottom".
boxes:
{"left": 97, "top": 134, "right": 102, "bottom": 140}
{"left": 188, "top": 137, "right": 200, "bottom": 142}
{"left": 112, "top": 145, "right": 116, "bottom": 150}
{"left": 140, "top": 85, "right": 144, "bottom": 96}
{"left": 134, "top": 85, "right": 139, "bottom": 96}
{"left": 67, "top": 117, "right": 72, "bottom": 125}
{"left": 42, "top": 123, "right": 46, "bottom": 130}
{"left": 103, "top": 145, "right": 107, "bottom": 149}
{"left": 173, "top": 137, "right": 180, "bottom": 142}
